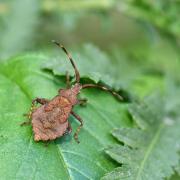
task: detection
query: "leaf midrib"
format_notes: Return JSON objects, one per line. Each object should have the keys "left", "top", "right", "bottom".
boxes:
{"left": 57, "top": 146, "right": 72, "bottom": 180}
{"left": 135, "top": 123, "right": 164, "bottom": 180}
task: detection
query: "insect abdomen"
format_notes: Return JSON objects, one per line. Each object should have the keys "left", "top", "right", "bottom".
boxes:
{"left": 32, "top": 96, "right": 72, "bottom": 141}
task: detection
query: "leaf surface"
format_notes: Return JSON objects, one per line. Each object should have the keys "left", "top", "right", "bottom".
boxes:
{"left": 0, "top": 54, "right": 131, "bottom": 179}
{"left": 102, "top": 93, "right": 180, "bottom": 180}
{"left": 43, "top": 44, "right": 116, "bottom": 86}
{"left": 42, "top": 44, "right": 145, "bottom": 91}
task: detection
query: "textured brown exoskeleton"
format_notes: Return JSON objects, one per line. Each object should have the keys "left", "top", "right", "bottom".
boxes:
{"left": 21, "top": 41, "right": 123, "bottom": 143}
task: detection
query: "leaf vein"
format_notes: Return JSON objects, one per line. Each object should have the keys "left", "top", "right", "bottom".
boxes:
{"left": 136, "top": 123, "right": 164, "bottom": 180}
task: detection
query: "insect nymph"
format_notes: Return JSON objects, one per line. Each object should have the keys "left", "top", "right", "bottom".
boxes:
{"left": 22, "top": 41, "right": 123, "bottom": 143}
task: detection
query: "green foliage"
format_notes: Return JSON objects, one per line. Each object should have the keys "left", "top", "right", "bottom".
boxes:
{"left": 119, "top": 0, "right": 180, "bottom": 37}
{"left": 43, "top": 44, "right": 146, "bottom": 91}
{"left": 43, "top": 0, "right": 115, "bottom": 11}
{"left": 0, "top": 0, "right": 39, "bottom": 60}
{"left": 112, "top": 36, "right": 180, "bottom": 85}
{"left": 0, "top": 50, "right": 179, "bottom": 180}
{"left": 0, "top": 43, "right": 179, "bottom": 180}
{"left": 176, "top": 163, "right": 180, "bottom": 176}
{"left": 44, "top": 42, "right": 180, "bottom": 96}
{"left": 0, "top": 54, "right": 131, "bottom": 179}
{"left": 0, "top": 1, "right": 180, "bottom": 179}
{"left": 43, "top": 44, "right": 115, "bottom": 86}
{"left": 102, "top": 92, "right": 180, "bottom": 180}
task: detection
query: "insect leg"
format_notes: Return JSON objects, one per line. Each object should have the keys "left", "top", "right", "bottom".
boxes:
{"left": 82, "top": 84, "right": 123, "bottom": 101}
{"left": 71, "top": 111, "right": 83, "bottom": 143}
{"left": 64, "top": 122, "right": 72, "bottom": 135}
{"left": 44, "top": 140, "right": 51, "bottom": 147}
{"left": 21, "top": 98, "right": 49, "bottom": 126}
{"left": 30, "top": 98, "right": 49, "bottom": 116}
{"left": 77, "top": 98, "right": 88, "bottom": 106}
{"left": 33, "top": 98, "right": 49, "bottom": 105}
{"left": 67, "top": 122, "right": 72, "bottom": 133}
{"left": 21, "top": 101, "right": 35, "bottom": 126}
{"left": 20, "top": 119, "right": 31, "bottom": 126}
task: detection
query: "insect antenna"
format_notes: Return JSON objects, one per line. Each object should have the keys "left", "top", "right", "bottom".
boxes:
{"left": 82, "top": 84, "right": 123, "bottom": 101}
{"left": 52, "top": 40, "right": 80, "bottom": 83}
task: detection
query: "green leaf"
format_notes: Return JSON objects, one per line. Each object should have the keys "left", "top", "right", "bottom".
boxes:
{"left": 102, "top": 94, "right": 180, "bottom": 180}
{"left": 42, "top": 43, "right": 144, "bottom": 92}
{"left": 43, "top": 44, "right": 116, "bottom": 86}
{"left": 145, "top": 39, "right": 180, "bottom": 82}
{"left": 0, "top": 54, "right": 131, "bottom": 179}
{"left": 169, "top": 172, "right": 180, "bottom": 180}
{"left": 175, "top": 163, "right": 180, "bottom": 176}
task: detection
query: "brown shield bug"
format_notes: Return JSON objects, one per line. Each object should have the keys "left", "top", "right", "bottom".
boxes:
{"left": 21, "top": 41, "right": 123, "bottom": 143}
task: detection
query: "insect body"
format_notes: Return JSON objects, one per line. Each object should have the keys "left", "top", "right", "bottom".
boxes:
{"left": 22, "top": 41, "right": 123, "bottom": 143}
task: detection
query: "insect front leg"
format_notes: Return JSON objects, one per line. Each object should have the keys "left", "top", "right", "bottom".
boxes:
{"left": 77, "top": 98, "right": 88, "bottom": 106}
{"left": 71, "top": 111, "right": 83, "bottom": 143}
{"left": 21, "top": 98, "right": 49, "bottom": 126}
{"left": 33, "top": 98, "right": 49, "bottom": 105}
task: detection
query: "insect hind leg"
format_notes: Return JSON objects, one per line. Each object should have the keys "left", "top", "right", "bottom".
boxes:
{"left": 71, "top": 111, "right": 83, "bottom": 143}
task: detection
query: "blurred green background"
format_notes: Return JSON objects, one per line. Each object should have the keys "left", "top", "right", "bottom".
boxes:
{"left": 1, "top": 0, "right": 180, "bottom": 78}
{"left": 1, "top": 0, "right": 180, "bottom": 89}
{"left": 0, "top": 0, "right": 179, "bottom": 59}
